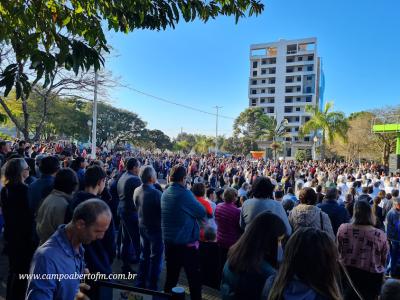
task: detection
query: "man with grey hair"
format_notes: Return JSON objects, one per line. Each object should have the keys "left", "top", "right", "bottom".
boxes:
{"left": 26, "top": 199, "right": 112, "bottom": 300}
{"left": 133, "top": 166, "right": 163, "bottom": 290}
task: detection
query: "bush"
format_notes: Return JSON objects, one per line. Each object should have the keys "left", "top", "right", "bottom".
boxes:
{"left": 295, "top": 149, "right": 307, "bottom": 162}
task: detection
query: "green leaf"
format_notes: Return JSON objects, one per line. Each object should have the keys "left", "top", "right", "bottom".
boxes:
{"left": 62, "top": 16, "right": 71, "bottom": 26}
{"left": 75, "top": 4, "right": 83, "bottom": 14}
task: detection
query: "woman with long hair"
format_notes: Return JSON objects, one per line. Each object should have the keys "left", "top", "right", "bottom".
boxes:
{"left": 265, "top": 228, "right": 342, "bottom": 300}
{"left": 337, "top": 200, "right": 388, "bottom": 300}
{"left": 0, "top": 158, "right": 35, "bottom": 300}
{"left": 221, "top": 211, "right": 286, "bottom": 300}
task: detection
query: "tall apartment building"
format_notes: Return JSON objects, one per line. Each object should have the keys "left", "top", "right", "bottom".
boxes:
{"left": 248, "top": 37, "right": 321, "bottom": 158}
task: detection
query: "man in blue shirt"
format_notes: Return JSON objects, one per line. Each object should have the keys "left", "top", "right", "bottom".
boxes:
{"left": 162, "top": 165, "right": 206, "bottom": 300}
{"left": 26, "top": 198, "right": 112, "bottom": 300}
{"left": 134, "top": 165, "right": 163, "bottom": 290}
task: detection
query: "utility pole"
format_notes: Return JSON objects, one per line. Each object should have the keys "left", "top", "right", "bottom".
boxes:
{"left": 214, "top": 106, "right": 222, "bottom": 155}
{"left": 91, "top": 70, "right": 98, "bottom": 159}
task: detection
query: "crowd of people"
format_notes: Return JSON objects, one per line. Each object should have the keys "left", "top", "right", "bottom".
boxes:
{"left": 1, "top": 139, "right": 400, "bottom": 300}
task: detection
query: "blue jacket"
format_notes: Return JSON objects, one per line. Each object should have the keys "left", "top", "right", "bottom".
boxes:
{"left": 134, "top": 184, "right": 162, "bottom": 232}
{"left": 386, "top": 208, "right": 400, "bottom": 241}
{"left": 67, "top": 192, "right": 116, "bottom": 275}
{"left": 263, "top": 275, "right": 328, "bottom": 300}
{"left": 161, "top": 183, "right": 206, "bottom": 244}
{"left": 28, "top": 175, "right": 55, "bottom": 215}
{"left": 317, "top": 200, "right": 350, "bottom": 235}
{"left": 221, "top": 260, "right": 276, "bottom": 300}
{"left": 26, "top": 225, "right": 85, "bottom": 300}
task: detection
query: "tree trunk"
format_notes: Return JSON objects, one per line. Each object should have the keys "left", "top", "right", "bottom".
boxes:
{"left": 321, "top": 130, "right": 326, "bottom": 159}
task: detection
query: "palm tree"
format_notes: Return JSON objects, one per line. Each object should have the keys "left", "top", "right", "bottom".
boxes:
{"left": 258, "top": 118, "right": 289, "bottom": 162}
{"left": 193, "top": 135, "right": 214, "bottom": 154}
{"left": 300, "top": 101, "right": 349, "bottom": 159}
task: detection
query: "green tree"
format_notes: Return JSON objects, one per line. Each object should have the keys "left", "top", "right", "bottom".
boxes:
{"left": 193, "top": 135, "right": 214, "bottom": 154}
{"left": 0, "top": 1, "right": 263, "bottom": 100}
{"left": 95, "top": 102, "right": 146, "bottom": 146}
{"left": 259, "top": 118, "right": 289, "bottom": 162}
{"left": 139, "top": 129, "right": 172, "bottom": 150}
{"left": 234, "top": 107, "right": 285, "bottom": 158}
{"left": 300, "top": 101, "right": 349, "bottom": 159}
{"left": 175, "top": 132, "right": 196, "bottom": 151}
{"left": 234, "top": 107, "right": 273, "bottom": 141}
{"left": 295, "top": 149, "right": 308, "bottom": 162}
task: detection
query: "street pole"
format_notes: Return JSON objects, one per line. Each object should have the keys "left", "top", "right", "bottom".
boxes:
{"left": 214, "top": 106, "right": 222, "bottom": 155}
{"left": 91, "top": 71, "right": 98, "bottom": 159}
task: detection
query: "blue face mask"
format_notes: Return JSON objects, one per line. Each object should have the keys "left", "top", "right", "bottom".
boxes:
{"left": 277, "top": 243, "right": 284, "bottom": 263}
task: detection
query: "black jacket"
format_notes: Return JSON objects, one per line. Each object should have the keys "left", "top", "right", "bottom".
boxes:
{"left": 117, "top": 171, "right": 142, "bottom": 212}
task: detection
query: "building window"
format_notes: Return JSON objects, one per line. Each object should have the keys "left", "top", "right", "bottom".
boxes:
{"left": 307, "top": 65, "right": 313, "bottom": 71}
{"left": 295, "top": 117, "right": 300, "bottom": 122}
{"left": 269, "top": 68, "right": 276, "bottom": 74}
{"left": 253, "top": 71, "right": 257, "bottom": 76}
{"left": 286, "top": 77, "right": 293, "bottom": 83}
{"left": 287, "top": 44, "right": 297, "bottom": 54}
{"left": 286, "top": 57, "right": 294, "bottom": 63}
{"left": 268, "top": 107, "right": 275, "bottom": 113}
{"left": 308, "top": 55, "right": 314, "bottom": 61}
{"left": 298, "top": 56, "right": 303, "bottom": 61}
{"left": 261, "top": 79, "right": 266, "bottom": 84}
{"left": 253, "top": 61, "right": 258, "bottom": 68}
{"left": 305, "top": 117, "right": 310, "bottom": 122}
{"left": 295, "top": 127, "right": 299, "bottom": 132}
{"left": 270, "top": 58, "right": 276, "bottom": 64}
{"left": 306, "top": 76, "right": 312, "bottom": 80}
{"left": 251, "top": 89, "right": 257, "bottom": 94}
{"left": 261, "top": 89, "right": 265, "bottom": 93}
{"left": 270, "top": 88, "right": 275, "bottom": 94}
{"left": 285, "top": 97, "right": 293, "bottom": 103}
{"left": 297, "top": 76, "right": 301, "bottom": 81}
{"left": 296, "top": 97, "right": 301, "bottom": 102}
{"left": 298, "top": 67, "right": 303, "bottom": 72}
{"left": 261, "top": 59, "right": 266, "bottom": 65}
{"left": 269, "top": 78, "right": 275, "bottom": 84}
{"left": 285, "top": 107, "right": 293, "bottom": 113}
{"left": 306, "top": 87, "right": 312, "bottom": 93}
{"left": 287, "top": 67, "right": 294, "bottom": 73}
{"left": 306, "top": 96, "right": 312, "bottom": 102}
{"left": 260, "top": 98, "right": 265, "bottom": 103}
{"left": 251, "top": 80, "right": 257, "bottom": 85}
{"left": 296, "top": 86, "right": 301, "bottom": 92}
{"left": 285, "top": 87, "right": 293, "bottom": 93}
{"left": 268, "top": 97, "right": 275, "bottom": 103}
{"left": 304, "top": 137, "right": 310, "bottom": 142}
{"left": 261, "top": 69, "right": 266, "bottom": 75}
{"left": 251, "top": 99, "right": 257, "bottom": 106}
{"left": 296, "top": 107, "right": 301, "bottom": 112}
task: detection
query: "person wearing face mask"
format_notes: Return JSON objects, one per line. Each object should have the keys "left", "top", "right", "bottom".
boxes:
{"left": 220, "top": 211, "right": 286, "bottom": 300}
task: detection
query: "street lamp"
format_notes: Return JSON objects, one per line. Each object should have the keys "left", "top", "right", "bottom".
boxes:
{"left": 313, "top": 136, "right": 318, "bottom": 160}
{"left": 87, "top": 120, "right": 92, "bottom": 144}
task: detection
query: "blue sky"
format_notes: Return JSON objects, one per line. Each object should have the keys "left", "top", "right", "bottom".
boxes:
{"left": 105, "top": 0, "right": 400, "bottom": 138}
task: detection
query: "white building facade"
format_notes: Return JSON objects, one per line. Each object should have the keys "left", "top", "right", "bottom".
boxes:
{"left": 248, "top": 37, "right": 321, "bottom": 158}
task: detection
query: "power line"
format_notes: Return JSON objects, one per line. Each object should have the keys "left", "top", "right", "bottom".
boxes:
{"left": 122, "top": 85, "right": 235, "bottom": 120}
